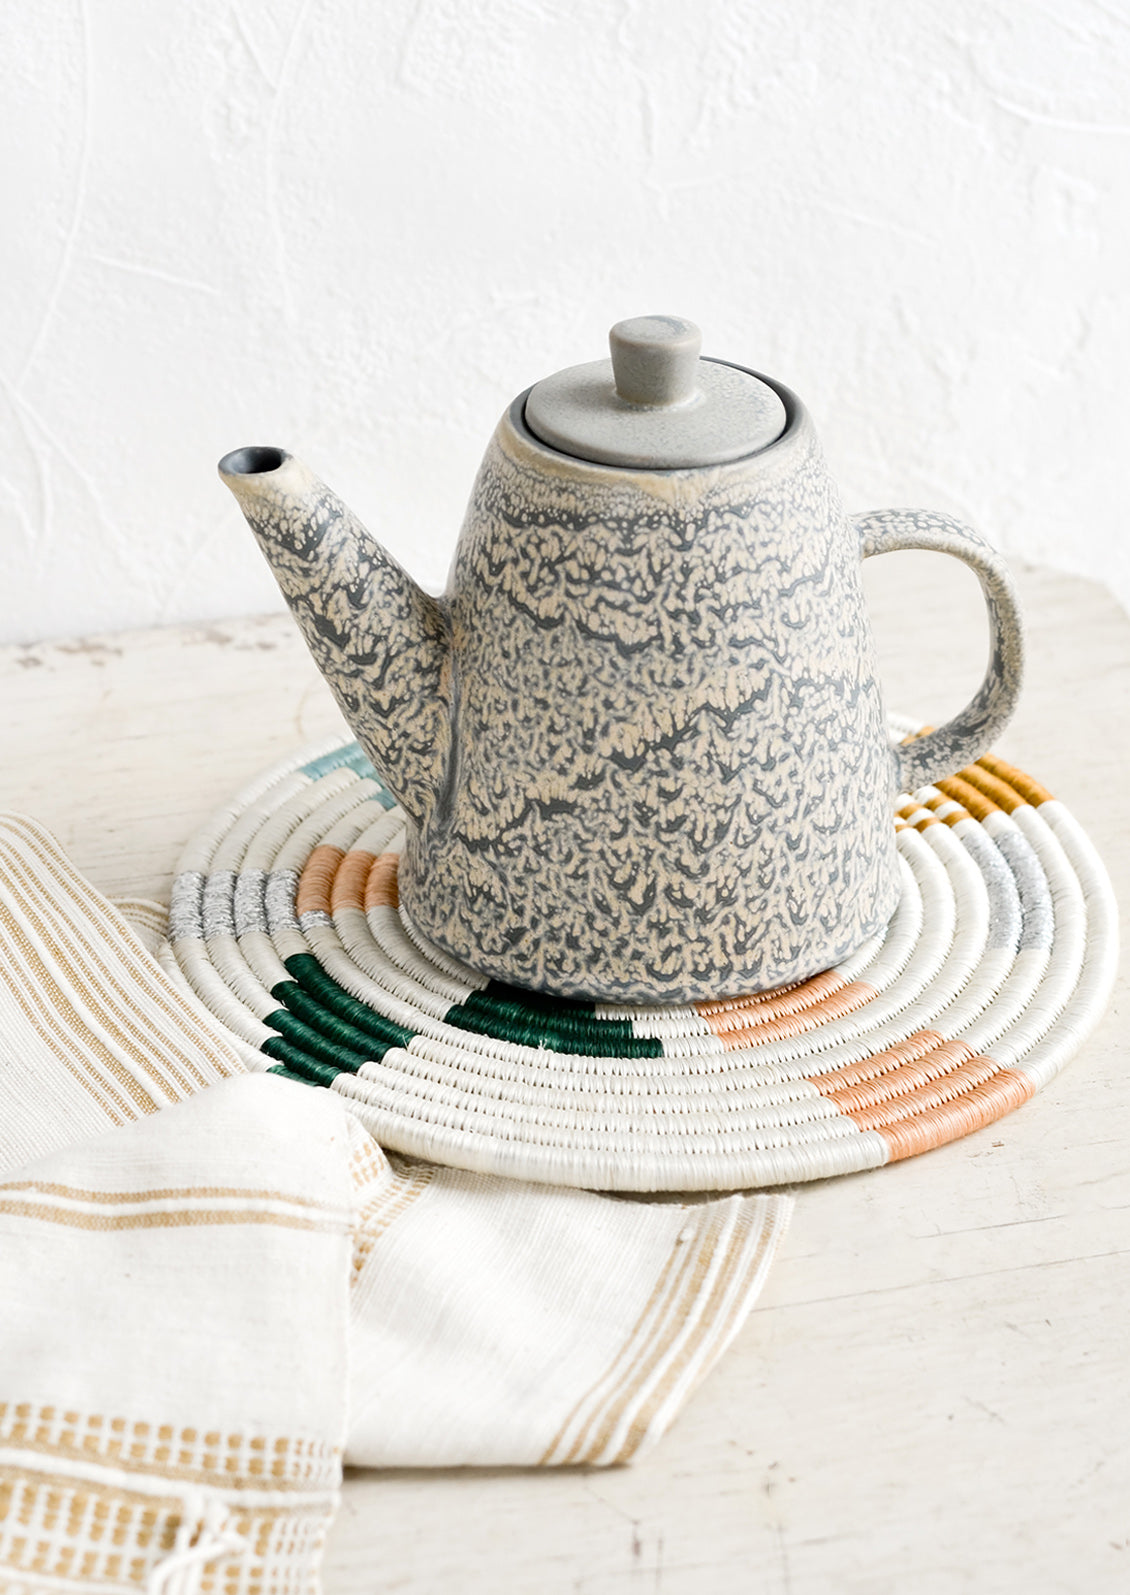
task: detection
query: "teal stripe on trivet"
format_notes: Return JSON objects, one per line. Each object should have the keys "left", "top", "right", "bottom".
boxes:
{"left": 299, "top": 741, "right": 396, "bottom": 806}
{"left": 445, "top": 982, "right": 664, "bottom": 1059}
{"left": 279, "top": 954, "right": 416, "bottom": 1053}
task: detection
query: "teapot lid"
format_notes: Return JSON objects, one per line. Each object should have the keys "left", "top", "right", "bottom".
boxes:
{"left": 524, "top": 316, "right": 787, "bottom": 469}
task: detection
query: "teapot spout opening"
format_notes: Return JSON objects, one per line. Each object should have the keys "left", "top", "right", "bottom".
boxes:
{"left": 218, "top": 445, "right": 289, "bottom": 479}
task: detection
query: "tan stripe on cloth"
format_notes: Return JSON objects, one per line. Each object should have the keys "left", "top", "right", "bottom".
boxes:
{"left": 0, "top": 811, "right": 791, "bottom": 1588}
{"left": 0, "top": 813, "right": 244, "bottom": 1176}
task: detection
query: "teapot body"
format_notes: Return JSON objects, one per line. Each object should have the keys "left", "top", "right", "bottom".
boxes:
{"left": 401, "top": 380, "right": 901, "bottom": 1002}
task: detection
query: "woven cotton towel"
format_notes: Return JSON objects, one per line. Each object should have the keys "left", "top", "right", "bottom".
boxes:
{"left": 0, "top": 1076, "right": 353, "bottom": 1595}
{"left": 0, "top": 812, "right": 790, "bottom": 1593}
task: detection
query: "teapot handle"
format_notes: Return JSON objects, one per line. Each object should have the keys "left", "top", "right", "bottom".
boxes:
{"left": 855, "top": 508, "right": 1025, "bottom": 794}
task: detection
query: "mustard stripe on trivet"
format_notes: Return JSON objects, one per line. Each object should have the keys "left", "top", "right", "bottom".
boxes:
{"left": 167, "top": 727, "right": 1118, "bottom": 1192}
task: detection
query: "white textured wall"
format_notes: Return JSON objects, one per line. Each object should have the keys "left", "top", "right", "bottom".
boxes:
{"left": 2, "top": 0, "right": 1129, "bottom": 644}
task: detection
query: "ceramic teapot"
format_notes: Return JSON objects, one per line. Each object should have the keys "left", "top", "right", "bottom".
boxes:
{"left": 219, "top": 316, "right": 1023, "bottom": 1003}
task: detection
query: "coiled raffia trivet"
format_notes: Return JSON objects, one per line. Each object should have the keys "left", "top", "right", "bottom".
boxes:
{"left": 166, "top": 722, "right": 1117, "bottom": 1191}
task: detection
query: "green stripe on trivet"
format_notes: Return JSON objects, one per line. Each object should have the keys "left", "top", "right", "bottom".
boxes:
{"left": 268, "top": 986, "right": 397, "bottom": 1062}
{"left": 262, "top": 1042, "right": 345, "bottom": 1087}
{"left": 265, "top": 1063, "right": 317, "bottom": 1086}
{"left": 263, "top": 1007, "right": 372, "bottom": 1072}
{"left": 280, "top": 954, "right": 416, "bottom": 1052}
{"left": 445, "top": 982, "right": 664, "bottom": 1059}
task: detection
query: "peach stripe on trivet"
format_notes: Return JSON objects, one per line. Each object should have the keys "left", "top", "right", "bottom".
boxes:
{"left": 331, "top": 850, "right": 377, "bottom": 914}
{"left": 845, "top": 1055, "right": 1025, "bottom": 1131}
{"left": 876, "top": 1070, "right": 1035, "bottom": 1161}
{"left": 365, "top": 853, "right": 400, "bottom": 911}
{"left": 821, "top": 1039, "right": 980, "bottom": 1115}
{"left": 934, "top": 775, "right": 1000, "bottom": 822}
{"left": 923, "top": 794, "right": 974, "bottom": 828}
{"left": 951, "top": 764, "right": 1027, "bottom": 814}
{"left": 296, "top": 846, "right": 344, "bottom": 916}
{"left": 701, "top": 980, "right": 880, "bottom": 1048}
{"left": 809, "top": 1029, "right": 953, "bottom": 1094}
{"left": 696, "top": 970, "right": 848, "bottom": 1029}
{"left": 896, "top": 802, "right": 942, "bottom": 831}
{"left": 976, "top": 753, "right": 1054, "bottom": 808}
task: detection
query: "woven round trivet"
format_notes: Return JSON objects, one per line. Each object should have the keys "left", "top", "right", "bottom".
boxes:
{"left": 167, "top": 721, "right": 1117, "bottom": 1191}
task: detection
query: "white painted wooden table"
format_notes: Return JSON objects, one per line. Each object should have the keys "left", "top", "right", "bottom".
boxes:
{"left": 2, "top": 557, "right": 1127, "bottom": 1595}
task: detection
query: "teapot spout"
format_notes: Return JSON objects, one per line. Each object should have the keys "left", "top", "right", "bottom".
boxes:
{"left": 219, "top": 447, "right": 451, "bottom": 826}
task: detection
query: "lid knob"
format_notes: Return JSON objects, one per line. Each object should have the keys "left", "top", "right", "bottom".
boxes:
{"left": 609, "top": 316, "right": 702, "bottom": 408}
{"left": 523, "top": 315, "right": 787, "bottom": 468}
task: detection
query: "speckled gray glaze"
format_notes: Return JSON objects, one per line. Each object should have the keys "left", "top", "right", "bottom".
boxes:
{"left": 219, "top": 377, "right": 1024, "bottom": 1003}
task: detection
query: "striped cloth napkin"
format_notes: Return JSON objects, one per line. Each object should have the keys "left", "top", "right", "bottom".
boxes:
{"left": 0, "top": 812, "right": 790, "bottom": 1594}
